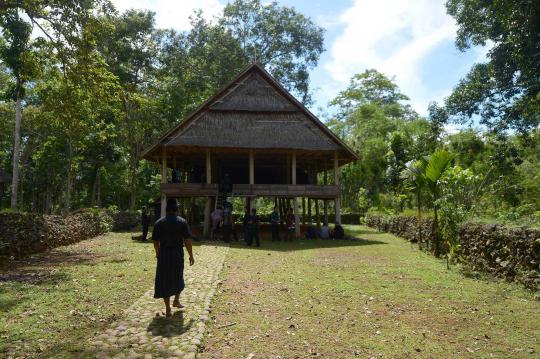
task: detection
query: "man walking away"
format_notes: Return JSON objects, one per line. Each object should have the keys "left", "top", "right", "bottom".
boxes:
{"left": 270, "top": 206, "right": 280, "bottom": 241}
{"left": 152, "top": 199, "right": 195, "bottom": 317}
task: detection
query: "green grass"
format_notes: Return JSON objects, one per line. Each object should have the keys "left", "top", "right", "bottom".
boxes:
{"left": 201, "top": 225, "right": 539, "bottom": 358}
{"left": 0, "top": 232, "right": 162, "bottom": 358}
{"left": 470, "top": 215, "right": 540, "bottom": 229}
{"left": 1, "top": 228, "right": 538, "bottom": 358}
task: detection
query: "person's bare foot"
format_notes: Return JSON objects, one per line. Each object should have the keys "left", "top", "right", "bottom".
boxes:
{"left": 172, "top": 300, "right": 184, "bottom": 308}
{"left": 165, "top": 308, "right": 172, "bottom": 317}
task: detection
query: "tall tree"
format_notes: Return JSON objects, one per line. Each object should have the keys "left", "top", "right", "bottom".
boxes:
{"left": 158, "top": 12, "right": 247, "bottom": 121}
{"left": 328, "top": 69, "right": 425, "bottom": 209}
{"left": 221, "top": 0, "right": 325, "bottom": 104}
{"left": 445, "top": 0, "right": 540, "bottom": 133}
{"left": 0, "top": 10, "right": 37, "bottom": 210}
{"left": 97, "top": 9, "right": 161, "bottom": 210}
{"left": 39, "top": 21, "right": 120, "bottom": 212}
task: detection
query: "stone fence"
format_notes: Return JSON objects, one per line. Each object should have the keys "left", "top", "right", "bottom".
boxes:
{"left": 365, "top": 214, "right": 540, "bottom": 291}
{"left": 0, "top": 209, "right": 139, "bottom": 258}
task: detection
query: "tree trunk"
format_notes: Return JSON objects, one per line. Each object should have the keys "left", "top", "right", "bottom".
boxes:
{"left": 129, "top": 158, "right": 138, "bottom": 211}
{"left": 18, "top": 163, "right": 24, "bottom": 211}
{"left": 64, "top": 142, "right": 72, "bottom": 214}
{"left": 433, "top": 198, "right": 440, "bottom": 257}
{"left": 90, "top": 165, "right": 98, "bottom": 206}
{"left": 96, "top": 167, "right": 102, "bottom": 207}
{"left": 10, "top": 94, "right": 22, "bottom": 210}
{"left": 45, "top": 181, "right": 52, "bottom": 214}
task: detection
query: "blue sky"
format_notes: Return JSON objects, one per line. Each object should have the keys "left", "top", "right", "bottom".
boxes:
{"left": 113, "top": 0, "right": 488, "bottom": 118}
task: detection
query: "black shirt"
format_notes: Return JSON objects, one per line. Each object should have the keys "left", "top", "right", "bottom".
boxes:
{"left": 152, "top": 215, "right": 191, "bottom": 249}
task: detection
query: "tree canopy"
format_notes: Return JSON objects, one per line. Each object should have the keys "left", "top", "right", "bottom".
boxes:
{"left": 0, "top": 0, "right": 326, "bottom": 213}
{"left": 444, "top": 0, "right": 540, "bottom": 133}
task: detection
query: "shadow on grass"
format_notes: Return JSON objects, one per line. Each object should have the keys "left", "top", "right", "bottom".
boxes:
{"left": 0, "top": 249, "right": 107, "bottom": 272}
{"left": 130, "top": 224, "right": 386, "bottom": 252}
{"left": 190, "top": 236, "right": 386, "bottom": 253}
{"left": 147, "top": 311, "right": 194, "bottom": 337}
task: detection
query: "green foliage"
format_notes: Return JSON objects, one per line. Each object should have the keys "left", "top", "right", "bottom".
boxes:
{"left": 221, "top": 0, "right": 325, "bottom": 104}
{"left": 328, "top": 69, "right": 432, "bottom": 210}
{"left": 437, "top": 166, "right": 480, "bottom": 263}
{"left": 0, "top": 10, "right": 36, "bottom": 99}
{"left": 0, "top": 2, "right": 326, "bottom": 213}
{"left": 445, "top": 0, "right": 540, "bottom": 133}
{"left": 385, "top": 131, "right": 410, "bottom": 197}
{"left": 356, "top": 187, "right": 370, "bottom": 215}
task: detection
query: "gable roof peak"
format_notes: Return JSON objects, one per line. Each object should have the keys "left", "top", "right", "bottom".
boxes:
{"left": 142, "top": 62, "right": 358, "bottom": 161}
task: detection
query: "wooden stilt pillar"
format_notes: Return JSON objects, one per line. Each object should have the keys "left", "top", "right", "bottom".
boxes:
{"left": 204, "top": 198, "right": 211, "bottom": 237}
{"left": 160, "top": 147, "right": 167, "bottom": 217}
{"left": 203, "top": 149, "right": 212, "bottom": 237}
{"left": 322, "top": 160, "right": 327, "bottom": 223}
{"left": 292, "top": 151, "right": 300, "bottom": 237}
{"left": 279, "top": 197, "right": 285, "bottom": 226}
{"left": 249, "top": 150, "right": 255, "bottom": 185}
{"left": 308, "top": 198, "right": 312, "bottom": 223}
{"left": 294, "top": 197, "right": 299, "bottom": 237}
{"left": 302, "top": 197, "right": 306, "bottom": 225}
{"left": 315, "top": 199, "right": 320, "bottom": 227}
{"left": 334, "top": 151, "right": 341, "bottom": 225}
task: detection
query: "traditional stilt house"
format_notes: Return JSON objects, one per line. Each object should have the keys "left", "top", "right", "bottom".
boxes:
{"left": 142, "top": 63, "right": 358, "bottom": 237}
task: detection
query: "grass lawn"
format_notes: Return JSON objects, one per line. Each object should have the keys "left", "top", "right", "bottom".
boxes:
{"left": 0, "top": 232, "right": 166, "bottom": 358}
{"left": 201, "top": 225, "right": 539, "bottom": 358}
{"left": 1, "top": 226, "right": 538, "bottom": 358}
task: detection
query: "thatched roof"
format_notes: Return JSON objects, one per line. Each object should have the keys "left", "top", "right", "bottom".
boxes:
{"left": 143, "top": 63, "right": 357, "bottom": 162}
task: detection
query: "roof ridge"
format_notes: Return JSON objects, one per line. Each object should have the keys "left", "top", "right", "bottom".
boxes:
{"left": 141, "top": 63, "right": 358, "bottom": 161}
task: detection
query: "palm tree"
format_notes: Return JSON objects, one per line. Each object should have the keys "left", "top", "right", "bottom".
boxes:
{"left": 423, "top": 150, "right": 454, "bottom": 257}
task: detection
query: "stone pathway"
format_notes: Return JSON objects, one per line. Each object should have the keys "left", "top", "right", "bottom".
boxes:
{"left": 88, "top": 244, "right": 229, "bottom": 359}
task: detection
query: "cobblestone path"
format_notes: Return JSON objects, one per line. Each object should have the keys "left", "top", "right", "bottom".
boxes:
{"left": 88, "top": 244, "right": 229, "bottom": 359}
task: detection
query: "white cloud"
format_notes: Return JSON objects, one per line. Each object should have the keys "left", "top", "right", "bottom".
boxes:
{"left": 112, "top": 0, "right": 224, "bottom": 30}
{"left": 324, "top": 0, "right": 460, "bottom": 115}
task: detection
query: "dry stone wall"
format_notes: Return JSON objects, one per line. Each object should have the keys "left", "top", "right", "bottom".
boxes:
{"left": 365, "top": 214, "right": 540, "bottom": 291}
{"left": 0, "top": 209, "right": 138, "bottom": 258}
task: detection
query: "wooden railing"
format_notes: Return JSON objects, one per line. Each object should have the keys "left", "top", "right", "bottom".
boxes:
{"left": 161, "top": 183, "right": 339, "bottom": 198}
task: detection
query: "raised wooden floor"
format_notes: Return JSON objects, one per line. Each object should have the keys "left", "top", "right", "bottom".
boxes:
{"left": 161, "top": 183, "right": 339, "bottom": 198}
